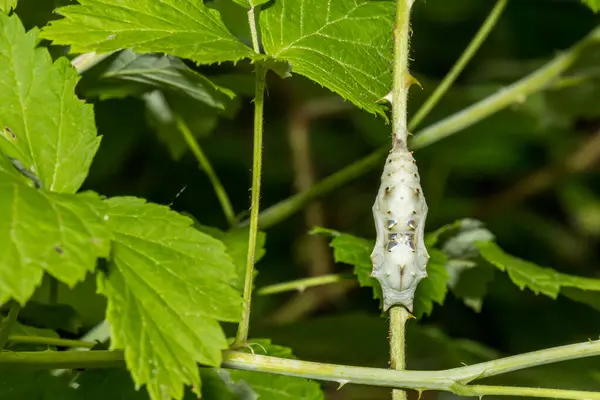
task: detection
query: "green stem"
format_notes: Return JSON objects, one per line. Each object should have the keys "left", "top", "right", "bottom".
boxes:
{"left": 175, "top": 116, "right": 236, "bottom": 226}
{"left": 7, "top": 336, "right": 95, "bottom": 349}
{"left": 408, "top": 0, "right": 507, "bottom": 131}
{"left": 390, "top": 307, "right": 410, "bottom": 400}
{"left": 71, "top": 51, "right": 116, "bottom": 74}
{"left": 0, "top": 303, "right": 20, "bottom": 350}
{"left": 248, "top": 6, "right": 261, "bottom": 53}
{"left": 235, "top": 63, "right": 267, "bottom": 346}
{"left": 389, "top": 0, "right": 414, "bottom": 398}
{"left": 0, "top": 339, "right": 599, "bottom": 398}
{"left": 248, "top": 25, "right": 600, "bottom": 230}
{"left": 443, "top": 338, "right": 600, "bottom": 384}
{"left": 256, "top": 273, "right": 353, "bottom": 295}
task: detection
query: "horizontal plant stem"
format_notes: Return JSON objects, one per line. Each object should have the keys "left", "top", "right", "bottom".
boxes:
{"left": 7, "top": 336, "right": 95, "bottom": 349}
{"left": 0, "top": 350, "right": 125, "bottom": 370}
{"left": 452, "top": 384, "right": 600, "bottom": 400}
{"left": 444, "top": 338, "right": 600, "bottom": 383}
{"left": 254, "top": 146, "right": 389, "bottom": 229}
{"left": 408, "top": 0, "right": 507, "bottom": 131}
{"left": 256, "top": 273, "right": 353, "bottom": 295}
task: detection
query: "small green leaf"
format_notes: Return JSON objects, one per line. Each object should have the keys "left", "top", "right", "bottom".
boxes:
{"left": 41, "top": 0, "right": 255, "bottom": 66}
{"left": 476, "top": 241, "right": 600, "bottom": 302}
{"left": 0, "top": 0, "right": 16, "bottom": 13}
{"left": 260, "top": 0, "right": 394, "bottom": 116}
{"left": 204, "top": 339, "right": 324, "bottom": 400}
{"left": 0, "top": 176, "right": 111, "bottom": 305}
{"left": 412, "top": 250, "right": 448, "bottom": 319}
{"left": 80, "top": 50, "right": 235, "bottom": 108}
{"left": 582, "top": 0, "right": 600, "bottom": 12}
{"left": 98, "top": 197, "right": 243, "bottom": 400}
{"left": 0, "top": 13, "right": 100, "bottom": 193}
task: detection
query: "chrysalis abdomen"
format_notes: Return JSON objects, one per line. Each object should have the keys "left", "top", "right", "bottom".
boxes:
{"left": 371, "top": 140, "right": 429, "bottom": 312}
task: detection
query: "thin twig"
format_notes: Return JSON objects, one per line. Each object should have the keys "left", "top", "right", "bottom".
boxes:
{"left": 257, "top": 273, "right": 353, "bottom": 295}
{"left": 0, "top": 303, "right": 20, "bottom": 350}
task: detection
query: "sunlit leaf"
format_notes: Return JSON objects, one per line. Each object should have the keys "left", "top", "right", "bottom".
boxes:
{"left": 98, "top": 196, "right": 242, "bottom": 400}
{"left": 0, "top": 174, "right": 111, "bottom": 305}
{"left": 0, "top": 13, "right": 100, "bottom": 193}
{"left": 41, "top": 0, "right": 255, "bottom": 65}
{"left": 260, "top": 0, "right": 394, "bottom": 116}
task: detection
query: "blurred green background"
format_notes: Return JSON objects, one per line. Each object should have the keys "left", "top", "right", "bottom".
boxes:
{"left": 12, "top": 0, "right": 600, "bottom": 398}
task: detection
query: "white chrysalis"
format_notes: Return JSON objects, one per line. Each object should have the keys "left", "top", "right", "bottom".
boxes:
{"left": 370, "top": 138, "right": 429, "bottom": 312}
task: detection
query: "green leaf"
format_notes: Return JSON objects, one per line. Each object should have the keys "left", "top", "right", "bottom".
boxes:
{"left": 260, "top": 0, "right": 394, "bottom": 116}
{"left": 203, "top": 339, "right": 324, "bottom": 400}
{"left": 0, "top": 13, "right": 100, "bottom": 193}
{"left": 476, "top": 241, "right": 600, "bottom": 304}
{"left": 98, "top": 197, "right": 243, "bottom": 400}
{"left": 412, "top": 249, "right": 448, "bottom": 319}
{"left": 0, "top": 0, "right": 16, "bottom": 13}
{"left": 582, "top": 0, "right": 600, "bottom": 12}
{"left": 41, "top": 0, "right": 255, "bottom": 66}
{"left": 315, "top": 228, "right": 449, "bottom": 317}
{"left": 80, "top": 50, "right": 235, "bottom": 108}
{"left": 0, "top": 175, "right": 111, "bottom": 305}
{"left": 0, "top": 371, "right": 76, "bottom": 400}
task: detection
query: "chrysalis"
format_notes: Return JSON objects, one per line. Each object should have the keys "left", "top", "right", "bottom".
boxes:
{"left": 370, "top": 138, "right": 429, "bottom": 312}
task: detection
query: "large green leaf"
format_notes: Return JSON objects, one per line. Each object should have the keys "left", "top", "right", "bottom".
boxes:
{"left": 80, "top": 50, "right": 235, "bottom": 108}
{"left": 0, "top": 173, "right": 111, "bottom": 305}
{"left": 476, "top": 241, "right": 600, "bottom": 307}
{"left": 0, "top": 13, "right": 100, "bottom": 193}
{"left": 203, "top": 339, "right": 324, "bottom": 400}
{"left": 98, "top": 197, "right": 243, "bottom": 400}
{"left": 41, "top": 0, "right": 255, "bottom": 65}
{"left": 260, "top": 0, "right": 394, "bottom": 116}
{"left": 313, "top": 228, "right": 449, "bottom": 318}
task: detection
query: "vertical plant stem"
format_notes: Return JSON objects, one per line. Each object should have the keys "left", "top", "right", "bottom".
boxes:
{"left": 235, "top": 64, "right": 266, "bottom": 345}
{"left": 235, "top": 7, "right": 265, "bottom": 344}
{"left": 408, "top": 0, "right": 507, "bottom": 131}
{"left": 390, "top": 307, "right": 410, "bottom": 400}
{"left": 0, "top": 302, "right": 21, "bottom": 350}
{"left": 248, "top": 7, "right": 261, "bottom": 53}
{"left": 176, "top": 116, "right": 236, "bottom": 227}
{"left": 390, "top": 0, "right": 414, "bottom": 399}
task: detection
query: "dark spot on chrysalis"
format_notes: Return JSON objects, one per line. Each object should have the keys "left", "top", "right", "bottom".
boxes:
{"left": 388, "top": 233, "right": 398, "bottom": 241}
{"left": 413, "top": 173, "right": 418, "bottom": 178}
{"left": 385, "top": 186, "right": 392, "bottom": 195}
{"left": 387, "top": 241, "right": 399, "bottom": 251}
{"left": 387, "top": 219, "right": 397, "bottom": 229}
{"left": 54, "top": 246, "right": 64, "bottom": 255}
{"left": 4, "top": 126, "right": 16, "bottom": 140}
{"left": 413, "top": 188, "right": 421, "bottom": 196}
